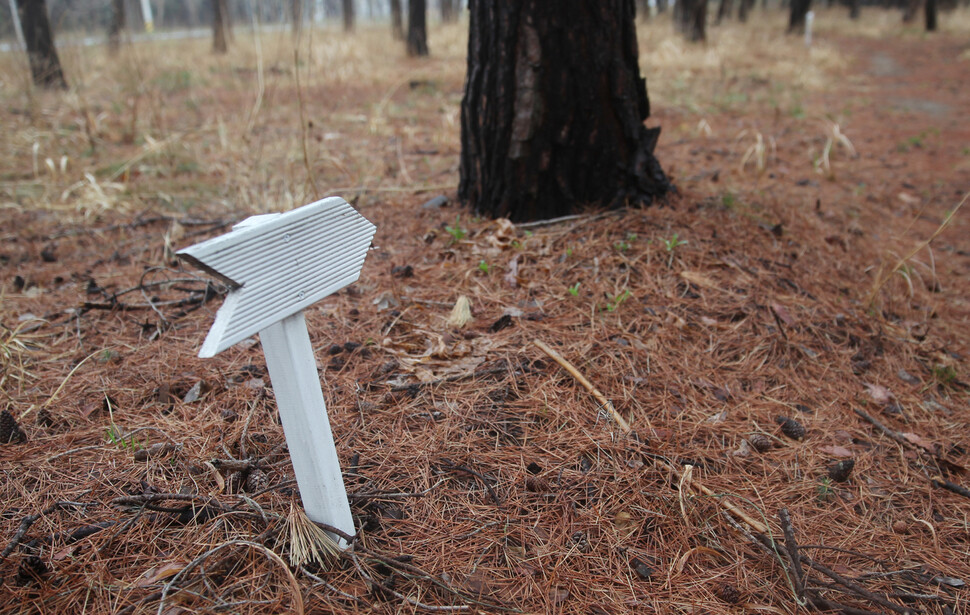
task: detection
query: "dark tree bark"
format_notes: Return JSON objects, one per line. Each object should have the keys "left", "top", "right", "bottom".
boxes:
{"left": 788, "top": 0, "right": 812, "bottom": 33}
{"left": 739, "top": 0, "right": 754, "bottom": 21}
{"left": 902, "top": 0, "right": 920, "bottom": 22}
{"left": 925, "top": 0, "right": 937, "bottom": 29}
{"left": 212, "top": 0, "right": 229, "bottom": 53}
{"left": 716, "top": 0, "right": 733, "bottom": 23}
{"left": 458, "top": 0, "right": 670, "bottom": 222}
{"left": 676, "top": 0, "right": 707, "bottom": 42}
{"left": 407, "top": 0, "right": 428, "bottom": 56}
{"left": 656, "top": 0, "right": 668, "bottom": 12}
{"left": 108, "top": 0, "right": 125, "bottom": 54}
{"left": 390, "top": 0, "right": 404, "bottom": 39}
{"left": 342, "top": 0, "right": 354, "bottom": 31}
{"left": 15, "top": 0, "right": 67, "bottom": 89}
{"left": 848, "top": 0, "right": 860, "bottom": 19}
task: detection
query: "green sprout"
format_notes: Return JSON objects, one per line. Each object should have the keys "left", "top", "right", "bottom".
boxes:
{"left": 605, "top": 289, "right": 632, "bottom": 312}
{"left": 478, "top": 260, "right": 491, "bottom": 274}
{"left": 445, "top": 216, "right": 467, "bottom": 243}
{"left": 568, "top": 282, "right": 581, "bottom": 297}
{"left": 663, "top": 233, "right": 688, "bottom": 253}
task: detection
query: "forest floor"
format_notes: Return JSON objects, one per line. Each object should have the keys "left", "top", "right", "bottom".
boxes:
{"left": 1, "top": 8, "right": 969, "bottom": 615}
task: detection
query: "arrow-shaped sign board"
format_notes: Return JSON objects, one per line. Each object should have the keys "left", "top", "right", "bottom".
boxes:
{"left": 178, "top": 197, "right": 376, "bottom": 546}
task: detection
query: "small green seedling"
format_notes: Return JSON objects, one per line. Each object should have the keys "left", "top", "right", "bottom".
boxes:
{"left": 445, "top": 216, "right": 467, "bottom": 243}
{"left": 568, "top": 282, "right": 581, "bottom": 297}
{"left": 565, "top": 247, "right": 573, "bottom": 258}
{"left": 478, "top": 260, "right": 490, "bottom": 274}
{"left": 663, "top": 233, "right": 687, "bottom": 252}
{"left": 605, "top": 289, "right": 632, "bottom": 312}
{"left": 816, "top": 477, "right": 834, "bottom": 502}
{"left": 615, "top": 232, "right": 638, "bottom": 252}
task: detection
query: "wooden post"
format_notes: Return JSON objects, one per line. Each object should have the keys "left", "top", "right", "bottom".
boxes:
{"left": 177, "top": 197, "right": 376, "bottom": 547}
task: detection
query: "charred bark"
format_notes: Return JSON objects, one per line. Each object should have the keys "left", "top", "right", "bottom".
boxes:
{"left": 342, "top": 0, "right": 354, "bottom": 31}
{"left": 15, "top": 0, "right": 67, "bottom": 88}
{"left": 407, "top": 0, "right": 428, "bottom": 56}
{"left": 458, "top": 0, "right": 670, "bottom": 222}
{"left": 108, "top": 0, "right": 125, "bottom": 54}
{"left": 925, "top": 0, "right": 937, "bottom": 29}
{"left": 788, "top": 0, "right": 812, "bottom": 33}
{"left": 390, "top": 0, "right": 404, "bottom": 39}
{"left": 212, "top": 0, "right": 229, "bottom": 53}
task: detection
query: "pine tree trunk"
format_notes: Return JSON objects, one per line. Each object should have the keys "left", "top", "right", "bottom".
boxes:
{"left": 788, "top": 0, "right": 812, "bottom": 33}
{"left": 459, "top": 0, "right": 670, "bottom": 222}
{"left": 390, "top": 0, "right": 404, "bottom": 39}
{"left": 848, "top": 0, "right": 860, "bottom": 19}
{"left": 342, "top": 0, "right": 354, "bottom": 31}
{"left": 716, "top": 0, "right": 733, "bottom": 23}
{"left": 676, "top": 0, "right": 707, "bottom": 42}
{"left": 15, "top": 0, "right": 67, "bottom": 89}
{"left": 108, "top": 0, "right": 125, "bottom": 53}
{"left": 637, "top": 0, "right": 651, "bottom": 19}
{"left": 407, "top": 0, "right": 428, "bottom": 56}
{"left": 291, "top": 0, "right": 302, "bottom": 33}
{"left": 739, "top": 0, "right": 754, "bottom": 21}
{"left": 441, "top": 0, "right": 457, "bottom": 23}
{"left": 656, "top": 0, "right": 668, "bottom": 13}
{"left": 212, "top": 0, "right": 228, "bottom": 53}
{"left": 925, "top": 0, "right": 937, "bottom": 29}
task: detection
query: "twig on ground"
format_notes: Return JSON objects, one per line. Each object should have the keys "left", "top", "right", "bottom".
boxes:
{"left": 534, "top": 339, "right": 630, "bottom": 432}
{"left": 1, "top": 500, "right": 92, "bottom": 559}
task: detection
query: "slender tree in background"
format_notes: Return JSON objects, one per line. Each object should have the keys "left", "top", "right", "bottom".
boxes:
{"left": 342, "top": 0, "right": 354, "bottom": 31}
{"left": 459, "top": 0, "right": 669, "bottom": 222}
{"left": 788, "top": 0, "right": 812, "bottom": 33}
{"left": 440, "top": 0, "right": 458, "bottom": 23}
{"left": 291, "top": 0, "right": 302, "bottom": 33}
{"left": 675, "top": 0, "right": 707, "bottom": 42}
{"left": 390, "top": 0, "right": 404, "bottom": 39}
{"left": 925, "top": 0, "right": 938, "bottom": 29}
{"left": 848, "top": 0, "right": 860, "bottom": 20}
{"left": 739, "top": 0, "right": 754, "bottom": 21}
{"left": 656, "top": 0, "right": 668, "bottom": 13}
{"left": 637, "top": 0, "right": 651, "bottom": 19}
{"left": 15, "top": 0, "right": 67, "bottom": 88}
{"left": 108, "top": 0, "right": 125, "bottom": 53}
{"left": 902, "top": 0, "right": 920, "bottom": 22}
{"left": 407, "top": 0, "right": 428, "bottom": 57}
{"left": 212, "top": 0, "right": 229, "bottom": 53}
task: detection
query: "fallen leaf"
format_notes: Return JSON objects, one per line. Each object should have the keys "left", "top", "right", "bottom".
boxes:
{"left": 504, "top": 256, "right": 519, "bottom": 288}
{"left": 864, "top": 383, "right": 894, "bottom": 405}
{"left": 901, "top": 432, "right": 931, "bottom": 448}
{"left": 182, "top": 381, "right": 203, "bottom": 404}
{"left": 680, "top": 270, "right": 718, "bottom": 290}
{"left": 447, "top": 295, "right": 473, "bottom": 327}
{"left": 770, "top": 302, "right": 795, "bottom": 326}
{"left": 136, "top": 562, "right": 185, "bottom": 587}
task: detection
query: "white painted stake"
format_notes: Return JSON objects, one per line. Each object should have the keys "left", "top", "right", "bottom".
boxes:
{"left": 805, "top": 11, "right": 814, "bottom": 48}
{"left": 7, "top": 0, "right": 26, "bottom": 50}
{"left": 177, "top": 197, "right": 376, "bottom": 547}
{"left": 139, "top": 0, "right": 155, "bottom": 32}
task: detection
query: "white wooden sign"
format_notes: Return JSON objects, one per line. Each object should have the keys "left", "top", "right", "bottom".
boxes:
{"left": 178, "top": 197, "right": 376, "bottom": 547}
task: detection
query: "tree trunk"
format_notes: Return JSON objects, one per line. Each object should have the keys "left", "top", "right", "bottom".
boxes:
{"left": 637, "top": 0, "right": 651, "bottom": 19}
{"left": 407, "top": 0, "right": 428, "bottom": 56}
{"left": 459, "top": 0, "right": 670, "bottom": 222}
{"left": 441, "top": 0, "right": 457, "bottom": 23}
{"left": 342, "top": 0, "right": 354, "bottom": 31}
{"left": 15, "top": 0, "right": 67, "bottom": 88}
{"left": 676, "top": 0, "right": 707, "bottom": 42}
{"left": 390, "top": 0, "right": 404, "bottom": 39}
{"left": 902, "top": 0, "right": 920, "bottom": 22}
{"left": 788, "top": 0, "right": 811, "bottom": 33}
{"left": 291, "top": 0, "right": 302, "bottom": 33}
{"left": 848, "top": 0, "right": 860, "bottom": 19}
{"left": 656, "top": 0, "right": 668, "bottom": 13}
{"left": 925, "top": 0, "right": 937, "bottom": 28}
{"left": 212, "top": 0, "right": 228, "bottom": 53}
{"left": 739, "top": 0, "right": 754, "bottom": 21}
{"left": 108, "top": 0, "right": 125, "bottom": 53}
{"left": 716, "top": 0, "right": 733, "bottom": 23}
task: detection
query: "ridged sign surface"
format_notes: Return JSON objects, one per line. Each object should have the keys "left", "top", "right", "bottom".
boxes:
{"left": 178, "top": 197, "right": 376, "bottom": 357}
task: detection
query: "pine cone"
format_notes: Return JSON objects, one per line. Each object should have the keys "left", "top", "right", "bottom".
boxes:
{"left": 245, "top": 469, "right": 268, "bottom": 493}
{"left": 0, "top": 410, "right": 26, "bottom": 444}
{"left": 748, "top": 433, "right": 773, "bottom": 452}
{"left": 715, "top": 583, "right": 742, "bottom": 604}
{"left": 827, "top": 458, "right": 855, "bottom": 482}
{"left": 775, "top": 416, "right": 806, "bottom": 441}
